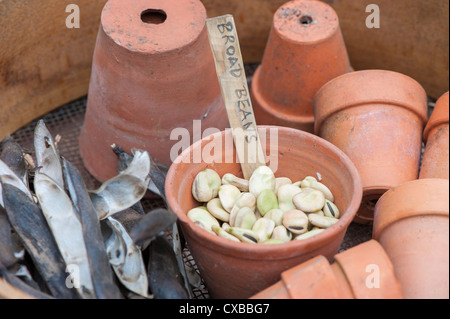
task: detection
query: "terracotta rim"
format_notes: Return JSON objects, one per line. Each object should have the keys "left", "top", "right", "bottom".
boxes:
{"left": 423, "top": 91, "right": 449, "bottom": 142}
{"left": 166, "top": 126, "right": 363, "bottom": 260}
{"left": 373, "top": 178, "right": 450, "bottom": 239}
{"left": 314, "top": 70, "right": 428, "bottom": 135}
{"left": 272, "top": 0, "right": 341, "bottom": 46}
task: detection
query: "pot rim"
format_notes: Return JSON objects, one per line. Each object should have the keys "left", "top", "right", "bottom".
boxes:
{"left": 373, "top": 178, "right": 450, "bottom": 239}
{"left": 165, "top": 125, "right": 363, "bottom": 260}
{"left": 423, "top": 91, "right": 449, "bottom": 143}
{"left": 313, "top": 70, "right": 428, "bottom": 135}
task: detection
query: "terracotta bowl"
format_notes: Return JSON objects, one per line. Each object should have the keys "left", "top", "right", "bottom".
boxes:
{"left": 165, "top": 126, "right": 362, "bottom": 299}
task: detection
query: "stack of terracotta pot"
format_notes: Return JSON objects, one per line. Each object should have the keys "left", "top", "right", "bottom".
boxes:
{"left": 249, "top": 0, "right": 449, "bottom": 299}
{"left": 79, "top": 0, "right": 448, "bottom": 299}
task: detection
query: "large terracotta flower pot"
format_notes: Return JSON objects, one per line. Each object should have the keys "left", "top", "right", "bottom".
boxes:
{"left": 251, "top": 239, "right": 403, "bottom": 299}
{"left": 165, "top": 126, "right": 362, "bottom": 299}
{"left": 79, "top": 0, "right": 228, "bottom": 182}
{"left": 373, "top": 178, "right": 449, "bottom": 299}
{"left": 314, "top": 70, "right": 428, "bottom": 224}
{"left": 420, "top": 91, "right": 449, "bottom": 179}
{"left": 250, "top": 0, "right": 351, "bottom": 133}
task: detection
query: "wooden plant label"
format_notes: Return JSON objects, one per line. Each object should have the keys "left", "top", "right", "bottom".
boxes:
{"left": 206, "top": 15, "right": 266, "bottom": 180}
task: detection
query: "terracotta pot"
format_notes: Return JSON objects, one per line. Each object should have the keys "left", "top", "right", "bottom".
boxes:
{"left": 79, "top": 0, "right": 228, "bottom": 182}
{"left": 314, "top": 70, "right": 428, "bottom": 224}
{"left": 250, "top": 0, "right": 351, "bottom": 133}
{"left": 165, "top": 126, "right": 362, "bottom": 299}
{"left": 251, "top": 239, "right": 403, "bottom": 299}
{"left": 373, "top": 178, "right": 449, "bottom": 299}
{"left": 420, "top": 92, "right": 449, "bottom": 179}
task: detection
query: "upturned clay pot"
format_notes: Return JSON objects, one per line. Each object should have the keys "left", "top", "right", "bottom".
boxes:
{"left": 420, "top": 92, "right": 449, "bottom": 179}
{"left": 314, "top": 70, "right": 428, "bottom": 224}
{"left": 251, "top": 0, "right": 351, "bottom": 133}
{"left": 251, "top": 239, "right": 403, "bottom": 299}
{"left": 79, "top": 0, "right": 228, "bottom": 182}
{"left": 165, "top": 126, "right": 362, "bottom": 299}
{"left": 373, "top": 178, "right": 449, "bottom": 299}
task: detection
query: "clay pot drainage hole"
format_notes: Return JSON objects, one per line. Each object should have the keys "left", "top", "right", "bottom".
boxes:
{"left": 299, "top": 15, "right": 313, "bottom": 26}
{"left": 141, "top": 9, "right": 167, "bottom": 25}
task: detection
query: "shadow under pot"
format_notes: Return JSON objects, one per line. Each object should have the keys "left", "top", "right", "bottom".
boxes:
{"left": 373, "top": 178, "right": 449, "bottom": 299}
{"left": 420, "top": 91, "right": 449, "bottom": 179}
{"left": 314, "top": 70, "right": 428, "bottom": 224}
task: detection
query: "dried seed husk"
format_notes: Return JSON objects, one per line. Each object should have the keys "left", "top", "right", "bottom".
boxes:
{"left": 187, "top": 207, "right": 220, "bottom": 234}
{"left": 147, "top": 235, "right": 189, "bottom": 299}
{"left": 264, "top": 208, "right": 284, "bottom": 226}
{"left": 275, "top": 177, "right": 292, "bottom": 193}
{"left": 34, "top": 172, "right": 95, "bottom": 299}
{"left": 252, "top": 218, "right": 275, "bottom": 242}
{"left": 323, "top": 200, "right": 340, "bottom": 219}
{"left": 34, "top": 120, "right": 64, "bottom": 189}
{"left": 222, "top": 173, "right": 249, "bottom": 192}
{"left": 1, "top": 182, "right": 79, "bottom": 299}
{"left": 172, "top": 222, "right": 193, "bottom": 299}
{"left": 191, "top": 169, "right": 221, "bottom": 202}
{"left": 211, "top": 225, "right": 240, "bottom": 242}
{"left": 308, "top": 214, "right": 339, "bottom": 229}
{"left": 206, "top": 198, "right": 230, "bottom": 222}
{"left": 277, "top": 184, "right": 302, "bottom": 212}
{"left": 0, "top": 159, "right": 33, "bottom": 208}
{"left": 249, "top": 166, "right": 276, "bottom": 198}
{"left": 256, "top": 189, "right": 279, "bottom": 217}
{"left": 282, "top": 209, "right": 309, "bottom": 235}
{"left": 229, "top": 192, "right": 256, "bottom": 226}
{"left": 226, "top": 227, "right": 259, "bottom": 244}
{"left": 295, "top": 229, "right": 325, "bottom": 240}
{"left": 0, "top": 136, "right": 28, "bottom": 187}
{"left": 63, "top": 158, "right": 123, "bottom": 299}
{"left": 0, "top": 206, "right": 18, "bottom": 268}
{"left": 218, "top": 184, "right": 241, "bottom": 212}
{"left": 105, "top": 217, "right": 150, "bottom": 298}
{"left": 89, "top": 150, "right": 151, "bottom": 220}
{"left": 129, "top": 208, "right": 177, "bottom": 246}
{"left": 234, "top": 207, "right": 257, "bottom": 230}
{"left": 293, "top": 188, "right": 326, "bottom": 213}
{"left": 271, "top": 225, "right": 292, "bottom": 242}
{"left": 113, "top": 145, "right": 168, "bottom": 201}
